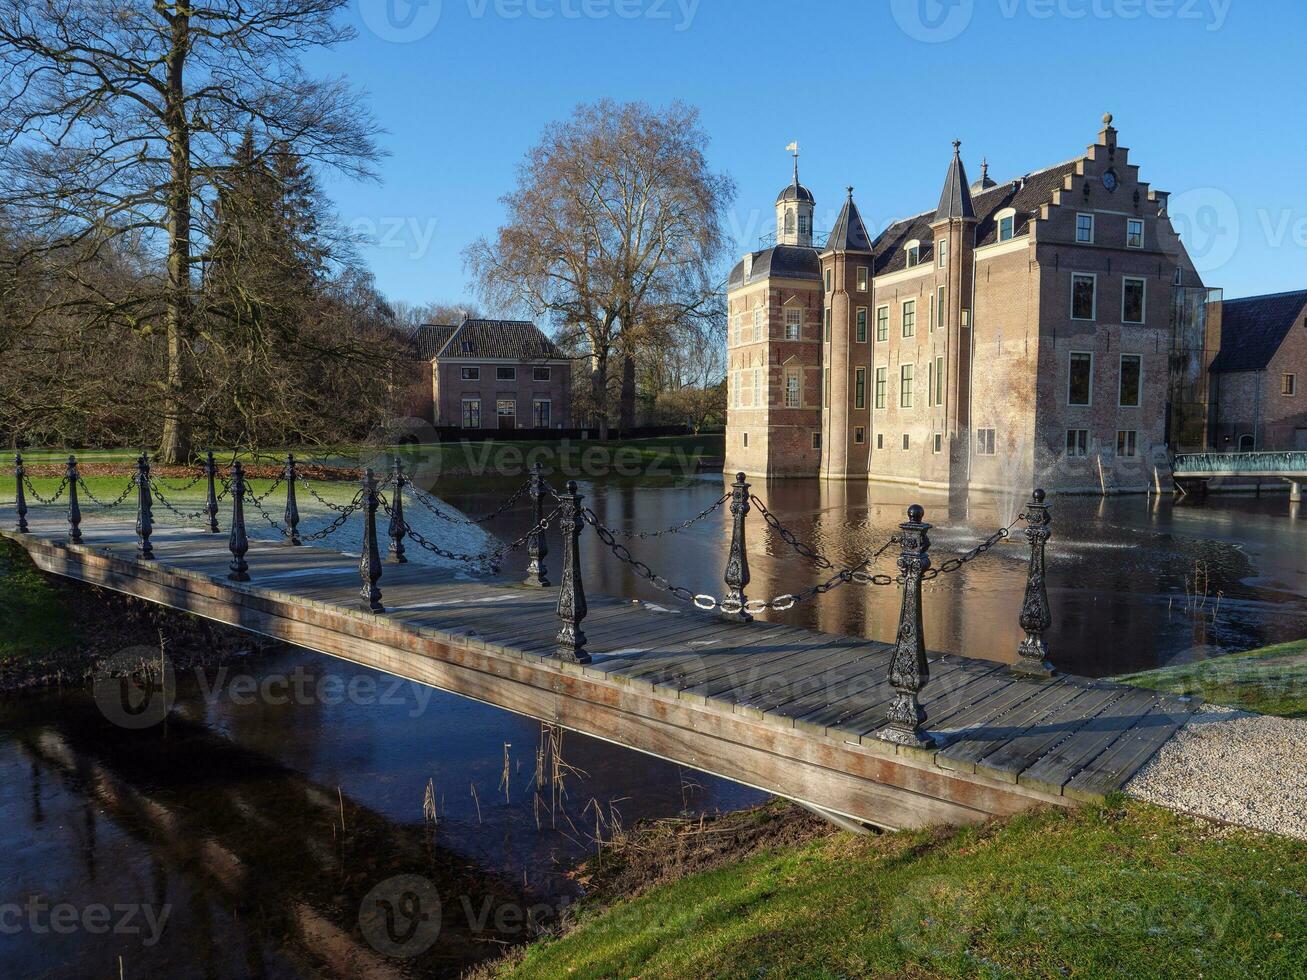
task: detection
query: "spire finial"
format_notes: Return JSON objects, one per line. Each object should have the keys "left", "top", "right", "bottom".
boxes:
{"left": 1102, "top": 112, "right": 1114, "bottom": 126}
{"left": 981, "top": 156, "right": 989, "bottom": 180}
{"left": 786, "top": 140, "right": 800, "bottom": 185}
{"left": 847, "top": 185, "right": 854, "bottom": 199}
{"left": 952, "top": 138, "right": 962, "bottom": 155}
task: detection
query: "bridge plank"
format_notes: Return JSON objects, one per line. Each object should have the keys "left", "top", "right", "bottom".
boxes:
{"left": 1061, "top": 697, "right": 1197, "bottom": 802}
{"left": 935, "top": 680, "right": 1088, "bottom": 774}
{"left": 973, "top": 686, "right": 1128, "bottom": 784}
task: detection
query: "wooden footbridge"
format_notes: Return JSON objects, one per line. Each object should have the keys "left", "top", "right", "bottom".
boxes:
{"left": 2, "top": 453, "right": 1199, "bottom": 830}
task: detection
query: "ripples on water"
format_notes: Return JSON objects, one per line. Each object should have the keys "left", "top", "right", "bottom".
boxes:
{"left": 5, "top": 474, "right": 1307, "bottom": 975}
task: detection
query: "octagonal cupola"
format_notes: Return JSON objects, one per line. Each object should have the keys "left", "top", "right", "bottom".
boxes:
{"left": 775, "top": 142, "right": 815, "bottom": 246}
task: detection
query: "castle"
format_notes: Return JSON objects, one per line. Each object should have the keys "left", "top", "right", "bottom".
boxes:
{"left": 724, "top": 116, "right": 1219, "bottom": 492}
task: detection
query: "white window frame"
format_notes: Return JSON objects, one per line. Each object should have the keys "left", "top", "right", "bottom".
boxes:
{"left": 753, "top": 367, "right": 762, "bottom": 407}
{"left": 854, "top": 426, "right": 865, "bottom": 445}
{"left": 460, "top": 366, "right": 480, "bottom": 381}
{"left": 1127, "top": 218, "right": 1145, "bottom": 249}
{"left": 1076, "top": 212, "right": 1095, "bottom": 244}
{"left": 855, "top": 307, "right": 868, "bottom": 343}
{"left": 1283, "top": 373, "right": 1297, "bottom": 397}
{"left": 496, "top": 366, "right": 517, "bottom": 381}
{"left": 936, "top": 285, "right": 946, "bottom": 329}
{"left": 1118, "top": 354, "right": 1143, "bottom": 408}
{"left": 1066, "top": 428, "right": 1089, "bottom": 458}
{"left": 996, "top": 209, "right": 1017, "bottom": 242}
{"left": 934, "top": 354, "right": 945, "bottom": 406}
{"left": 784, "top": 368, "right": 802, "bottom": 408}
{"left": 1117, "top": 429, "right": 1138, "bottom": 458}
{"left": 900, "top": 363, "right": 914, "bottom": 409}
{"left": 902, "top": 298, "right": 916, "bottom": 338}
{"left": 532, "top": 398, "right": 551, "bottom": 428}
{"left": 784, "top": 308, "right": 802, "bottom": 341}
{"left": 532, "top": 366, "right": 551, "bottom": 382}
{"left": 937, "top": 238, "right": 948, "bottom": 268}
{"left": 874, "top": 367, "right": 887, "bottom": 410}
{"left": 461, "top": 398, "right": 482, "bottom": 428}
{"left": 1122, "top": 276, "right": 1147, "bottom": 324}
{"left": 876, "top": 305, "right": 889, "bottom": 342}
{"left": 496, "top": 398, "right": 517, "bottom": 418}
{"left": 856, "top": 266, "right": 869, "bottom": 292}
{"left": 753, "top": 308, "right": 764, "bottom": 340}
{"left": 933, "top": 433, "right": 943, "bottom": 454}
{"left": 854, "top": 366, "right": 867, "bottom": 410}
{"left": 905, "top": 240, "right": 921, "bottom": 267}
{"left": 1071, "top": 272, "right": 1098, "bottom": 321}
{"left": 976, "top": 428, "right": 996, "bottom": 456}
{"left": 825, "top": 268, "right": 833, "bottom": 292}
{"left": 1068, "top": 350, "right": 1094, "bottom": 407}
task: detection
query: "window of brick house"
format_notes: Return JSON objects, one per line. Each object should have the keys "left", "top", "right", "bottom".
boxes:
{"left": 743, "top": 432, "right": 748, "bottom": 448}
{"left": 1117, "top": 430, "right": 1138, "bottom": 457}
{"left": 1127, "top": 218, "right": 1144, "bottom": 249}
{"left": 902, "top": 299, "right": 916, "bottom": 338}
{"left": 1066, "top": 429, "right": 1089, "bottom": 457}
{"left": 811, "top": 431, "right": 821, "bottom": 449}
{"left": 825, "top": 268, "right": 832, "bottom": 292}
{"left": 902, "top": 433, "right": 910, "bottom": 451}
{"left": 1284, "top": 373, "right": 1297, "bottom": 396}
{"left": 876, "top": 306, "right": 889, "bottom": 342}
{"left": 937, "top": 238, "right": 948, "bottom": 268}
{"left": 976, "top": 428, "right": 996, "bottom": 455}
{"left": 533, "top": 366, "right": 551, "bottom": 381}
{"left": 1122, "top": 277, "right": 1146, "bottom": 324}
{"left": 998, "top": 211, "right": 1016, "bottom": 242}
{"left": 857, "top": 266, "right": 869, "bottom": 291}
{"left": 460, "top": 367, "right": 480, "bottom": 381}
{"left": 855, "top": 367, "right": 866, "bottom": 409}
{"left": 1071, "top": 274, "right": 1097, "bottom": 320}
{"left": 855, "top": 307, "right": 868, "bottom": 343}
{"left": 532, "top": 399, "right": 551, "bottom": 427}
{"left": 900, "top": 364, "right": 914, "bottom": 408}
{"left": 1119, "top": 355, "right": 1142, "bottom": 407}
{"left": 784, "top": 368, "right": 801, "bottom": 407}
{"left": 1068, "top": 352, "right": 1093, "bottom": 406}
{"left": 785, "top": 309, "right": 802, "bottom": 340}
{"left": 927, "top": 360, "right": 934, "bottom": 407}
{"left": 933, "top": 433, "right": 943, "bottom": 454}
{"left": 1076, "top": 213, "right": 1095, "bottom": 244}
{"left": 905, "top": 241, "right": 920, "bottom": 267}
{"left": 824, "top": 308, "right": 832, "bottom": 342}
{"left": 753, "top": 308, "right": 764, "bottom": 341}
{"left": 935, "top": 355, "right": 945, "bottom": 406}
{"left": 461, "top": 399, "right": 481, "bottom": 428}
{"left": 496, "top": 366, "right": 516, "bottom": 381}
{"left": 875, "top": 367, "right": 887, "bottom": 409}
{"left": 936, "top": 286, "right": 946, "bottom": 329}
{"left": 876, "top": 433, "right": 884, "bottom": 450}
{"left": 854, "top": 426, "right": 865, "bottom": 444}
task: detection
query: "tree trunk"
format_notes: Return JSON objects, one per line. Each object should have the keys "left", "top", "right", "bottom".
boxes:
{"left": 591, "top": 348, "right": 609, "bottom": 440}
{"left": 159, "top": 6, "right": 193, "bottom": 464}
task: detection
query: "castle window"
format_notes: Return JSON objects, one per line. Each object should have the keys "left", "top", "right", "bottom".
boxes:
{"left": 785, "top": 309, "right": 802, "bottom": 340}
{"left": 1174, "top": 267, "right": 1184, "bottom": 287}
{"left": 857, "top": 266, "right": 869, "bottom": 291}
{"left": 905, "top": 241, "right": 921, "bottom": 267}
{"left": 877, "top": 433, "right": 884, "bottom": 449}
{"left": 1127, "top": 218, "right": 1145, "bottom": 249}
{"left": 855, "top": 307, "right": 868, "bottom": 343}
{"left": 855, "top": 367, "right": 866, "bottom": 409}
{"left": 824, "top": 308, "right": 832, "bottom": 342}
{"left": 900, "top": 364, "right": 914, "bottom": 408}
{"left": 1076, "top": 213, "right": 1095, "bottom": 244}
{"left": 936, "top": 286, "right": 946, "bottom": 329}
{"left": 784, "top": 209, "right": 795, "bottom": 234}
{"left": 784, "top": 368, "right": 802, "bottom": 407}
{"left": 976, "top": 428, "right": 996, "bottom": 455}
{"left": 1122, "top": 277, "right": 1146, "bottom": 324}
{"left": 997, "top": 210, "right": 1017, "bottom": 242}
{"left": 1068, "top": 352, "right": 1093, "bottom": 406}
{"left": 824, "top": 369, "right": 830, "bottom": 407}
{"left": 1283, "top": 373, "right": 1297, "bottom": 396}
{"left": 933, "top": 433, "right": 943, "bottom": 454}
{"left": 812, "top": 431, "right": 821, "bottom": 450}
{"left": 743, "top": 432, "right": 749, "bottom": 448}
{"left": 927, "top": 360, "right": 934, "bottom": 407}
{"left": 876, "top": 306, "right": 889, "bottom": 342}
{"left": 753, "top": 308, "right": 764, "bottom": 340}
{"left": 753, "top": 368, "right": 761, "bottom": 406}
{"left": 1117, "top": 430, "right": 1138, "bottom": 458}
{"left": 460, "top": 367, "right": 480, "bottom": 381}
{"left": 825, "top": 269, "right": 833, "bottom": 292}
{"left": 1066, "top": 429, "right": 1089, "bottom": 457}
{"left": 902, "top": 434, "right": 910, "bottom": 451}
{"left": 799, "top": 214, "right": 811, "bottom": 235}
{"left": 875, "top": 367, "right": 887, "bottom": 409}
{"left": 1119, "top": 354, "right": 1142, "bottom": 407}
{"left": 935, "top": 355, "right": 944, "bottom": 405}
{"left": 937, "top": 238, "right": 948, "bottom": 268}
{"left": 1071, "top": 273, "right": 1097, "bottom": 320}
{"left": 902, "top": 299, "right": 916, "bottom": 337}
{"left": 855, "top": 426, "right": 865, "bottom": 445}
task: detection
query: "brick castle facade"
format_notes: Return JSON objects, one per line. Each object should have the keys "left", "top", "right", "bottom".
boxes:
{"left": 725, "top": 116, "right": 1217, "bottom": 492}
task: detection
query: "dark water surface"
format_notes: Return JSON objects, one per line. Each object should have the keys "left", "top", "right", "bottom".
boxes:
{"left": 4, "top": 472, "right": 1306, "bottom": 976}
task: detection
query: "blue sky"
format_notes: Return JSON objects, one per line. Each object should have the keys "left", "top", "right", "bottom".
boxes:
{"left": 309, "top": 0, "right": 1305, "bottom": 309}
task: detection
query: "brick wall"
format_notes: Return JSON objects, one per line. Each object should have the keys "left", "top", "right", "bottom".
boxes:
{"left": 433, "top": 360, "right": 572, "bottom": 430}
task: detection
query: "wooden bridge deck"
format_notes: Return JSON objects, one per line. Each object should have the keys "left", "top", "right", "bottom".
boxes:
{"left": 1, "top": 512, "right": 1199, "bottom": 830}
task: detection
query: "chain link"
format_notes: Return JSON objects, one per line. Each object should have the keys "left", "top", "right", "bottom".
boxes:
{"left": 748, "top": 493, "right": 838, "bottom": 569}
{"left": 920, "top": 514, "right": 1024, "bottom": 581}
{"left": 151, "top": 485, "right": 207, "bottom": 522}
{"left": 157, "top": 470, "right": 206, "bottom": 493}
{"left": 596, "top": 493, "right": 730, "bottom": 540}
{"left": 245, "top": 475, "right": 285, "bottom": 505}
{"left": 22, "top": 476, "right": 69, "bottom": 505}
{"left": 405, "top": 480, "right": 531, "bottom": 526}
{"left": 388, "top": 496, "right": 557, "bottom": 566}
{"left": 299, "top": 491, "right": 366, "bottom": 542}
{"left": 78, "top": 477, "right": 137, "bottom": 509}
{"left": 298, "top": 475, "right": 361, "bottom": 513}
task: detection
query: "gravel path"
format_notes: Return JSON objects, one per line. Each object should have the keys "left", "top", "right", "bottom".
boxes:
{"left": 1126, "top": 705, "right": 1307, "bottom": 840}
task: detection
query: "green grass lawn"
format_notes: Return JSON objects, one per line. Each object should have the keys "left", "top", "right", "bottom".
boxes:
{"left": 1116, "top": 640, "right": 1307, "bottom": 719}
{"left": 490, "top": 799, "right": 1306, "bottom": 980}
{"left": 0, "top": 538, "right": 75, "bottom": 660}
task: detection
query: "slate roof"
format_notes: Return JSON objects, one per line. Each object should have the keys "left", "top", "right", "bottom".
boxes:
{"left": 419, "top": 318, "right": 564, "bottom": 361}
{"left": 728, "top": 244, "right": 822, "bottom": 289}
{"left": 871, "top": 158, "right": 1081, "bottom": 276}
{"left": 934, "top": 144, "right": 976, "bottom": 222}
{"left": 1209, "top": 290, "right": 1307, "bottom": 373}
{"left": 776, "top": 182, "right": 816, "bottom": 205}
{"left": 823, "top": 191, "right": 875, "bottom": 254}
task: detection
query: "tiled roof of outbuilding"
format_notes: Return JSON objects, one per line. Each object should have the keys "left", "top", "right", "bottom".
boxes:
{"left": 414, "top": 323, "right": 458, "bottom": 360}
{"left": 420, "top": 318, "right": 564, "bottom": 361}
{"left": 1209, "top": 290, "right": 1307, "bottom": 373}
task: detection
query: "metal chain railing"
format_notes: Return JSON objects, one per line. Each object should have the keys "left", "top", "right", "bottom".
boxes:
{"left": 297, "top": 475, "right": 362, "bottom": 513}
{"left": 749, "top": 493, "right": 837, "bottom": 569}
{"left": 244, "top": 475, "right": 285, "bottom": 505}
{"left": 920, "top": 513, "right": 1024, "bottom": 581}
{"left": 405, "top": 480, "right": 531, "bottom": 526}
{"left": 592, "top": 493, "right": 730, "bottom": 540}
{"left": 151, "top": 485, "right": 208, "bottom": 522}
{"left": 22, "top": 476, "right": 69, "bottom": 505}
{"left": 387, "top": 495, "right": 558, "bottom": 566}
{"left": 156, "top": 470, "right": 206, "bottom": 493}
{"left": 77, "top": 477, "right": 138, "bottom": 509}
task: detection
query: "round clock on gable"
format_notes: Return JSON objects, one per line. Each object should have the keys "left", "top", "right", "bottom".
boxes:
{"left": 1102, "top": 169, "right": 1119, "bottom": 192}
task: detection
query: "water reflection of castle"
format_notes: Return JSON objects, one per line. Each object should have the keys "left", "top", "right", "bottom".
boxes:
{"left": 725, "top": 115, "right": 1245, "bottom": 493}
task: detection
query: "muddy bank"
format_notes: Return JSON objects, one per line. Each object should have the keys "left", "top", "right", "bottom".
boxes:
{"left": 0, "top": 538, "right": 280, "bottom": 694}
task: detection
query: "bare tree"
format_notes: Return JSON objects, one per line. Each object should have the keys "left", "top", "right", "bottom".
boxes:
{"left": 465, "top": 99, "right": 734, "bottom": 438}
{"left": 0, "top": 0, "right": 382, "bottom": 461}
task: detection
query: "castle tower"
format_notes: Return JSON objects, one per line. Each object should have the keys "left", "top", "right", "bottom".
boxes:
{"left": 819, "top": 187, "right": 875, "bottom": 479}
{"left": 929, "top": 141, "right": 979, "bottom": 485}
{"left": 775, "top": 145, "right": 815, "bottom": 246}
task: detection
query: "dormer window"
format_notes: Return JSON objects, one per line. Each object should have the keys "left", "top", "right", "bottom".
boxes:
{"left": 905, "top": 240, "right": 921, "bottom": 267}
{"left": 997, "top": 209, "right": 1017, "bottom": 242}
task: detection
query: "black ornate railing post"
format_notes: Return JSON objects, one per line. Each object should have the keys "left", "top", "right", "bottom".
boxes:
{"left": 204, "top": 450, "right": 220, "bottom": 534}
{"left": 284, "top": 453, "right": 302, "bottom": 546}
{"left": 66, "top": 455, "right": 82, "bottom": 544}
{"left": 524, "top": 462, "right": 549, "bottom": 587}
{"left": 228, "top": 461, "right": 250, "bottom": 582}
{"left": 722, "top": 472, "right": 752, "bottom": 621}
{"left": 1013, "top": 488, "right": 1056, "bottom": 679}
{"left": 879, "top": 504, "right": 936, "bottom": 750}
{"left": 14, "top": 454, "right": 28, "bottom": 533}
{"left": 555, "top": 480, "right": 590, "bottom": 664}
{"left": 387, "top": 457, "right": 407, "bottom": 564}
{"left": 135, "top": 452, "right": 154, "bottom": 560}
{"left": 360, "top": 468, "right": 385, "bottom": 612}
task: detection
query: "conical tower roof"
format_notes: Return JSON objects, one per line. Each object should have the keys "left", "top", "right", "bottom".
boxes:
{"left": 934, "top": 140, "right": 976, "bottom": 222}
{"left": 823, "top": 187, "right": 873, "bottom": 253}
